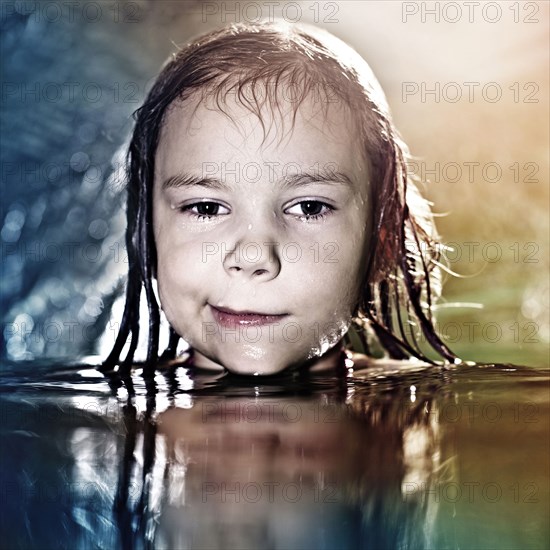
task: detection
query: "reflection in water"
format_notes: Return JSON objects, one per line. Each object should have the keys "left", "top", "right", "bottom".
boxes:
{"left": 0, "top": 361, "right": 548, "bottom": 549}
{"left": 122, "top": 379, "right": 442, "bottom": 549}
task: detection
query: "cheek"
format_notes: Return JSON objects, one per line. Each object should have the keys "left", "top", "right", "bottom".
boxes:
{"left": 156, "top": 241, "right": 207, "bottom": 295}
{"left": 154, "top": 251, "right": 205, "bottom": 341}
{"left": 308, "top": 240, "right": 366, "bottom": 304}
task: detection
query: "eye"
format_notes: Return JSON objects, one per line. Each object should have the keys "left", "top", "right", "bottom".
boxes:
{"left": 179, "top": 201, "right": 230, "bottom": 220}
{"left": 285, "top": 200, "right": 334, "bottom": 221}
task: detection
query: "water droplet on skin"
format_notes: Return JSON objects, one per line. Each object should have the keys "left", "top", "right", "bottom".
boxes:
{"left": 248, "top": 224, "right": 253, "bottom": 230}
{"left": 242, "top": 344, "right": 264, "bottom": 360}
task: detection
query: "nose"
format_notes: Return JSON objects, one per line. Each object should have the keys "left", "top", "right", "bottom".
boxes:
{"left": 222, "top": 222, "right": 281, "bottom": 282}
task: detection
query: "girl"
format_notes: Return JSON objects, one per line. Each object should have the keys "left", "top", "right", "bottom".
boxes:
{"left": 103, "top": 20, "right": 457, "bottom": 377}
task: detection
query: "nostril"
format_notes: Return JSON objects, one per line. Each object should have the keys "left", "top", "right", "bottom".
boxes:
{"left": 253, "top": 269, "right": 268, "bottom": 277}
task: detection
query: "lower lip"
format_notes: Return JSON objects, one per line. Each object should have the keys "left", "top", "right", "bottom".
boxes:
{"left": 210, "top": 306, "right": 287, "bottom": 329}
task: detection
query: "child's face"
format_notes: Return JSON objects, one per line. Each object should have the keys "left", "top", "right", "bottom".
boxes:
{"left": 153, "top": 90, "right": 371, "bottom": 375}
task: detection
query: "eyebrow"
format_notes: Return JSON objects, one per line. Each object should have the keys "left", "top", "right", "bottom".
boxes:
{"left": 161, "top": 167, "right": 356, "bottom": 192}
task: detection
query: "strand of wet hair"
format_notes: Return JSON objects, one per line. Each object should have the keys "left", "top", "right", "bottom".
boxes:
{"left": 160, "top": 327, "right": 180, "bottom": 361}
{"left": 101, "top": 151, "right": 141, "bottom": 373}
{"left": 360, "top": 220, "right": 441, "bottom": 362}
{"left": 392, "top": 272, "right": 421, "bottom": 356}
{"left": 122, "top": 144, "right": 145, "bottom": 375}
{"left": 363, "top": 284, "right": 420, "bottom": 360}
{"left": 388, "top": 127, "right": 455, "bottom": 362}
{"left": 379, "top": 279, "right": 410, "bottom": 359}
{"left": 104, "top": 103, "right": 176, "bottom": 376}
{"left": 392, "top": 153, "right": 438, "bottom": 358}
{"left": 100, "top": 277, "right": 134, "bottom": 373}
{"left": 358, "top": 133, "right": 432, "bottom": 362}
{"left": 133, "top": 113, "right": 164, "bottom": 378}
{"left": 395, "top": 141, "right": 439, "bottom": 327}
{"left": 120, "top": 293, "right": 140, "bottom": 377}
{"left": 137, "top": 129, "right": 161, "bottom": 378}
{"left": 399, "top": 206, "right": 456, "bottom": 362}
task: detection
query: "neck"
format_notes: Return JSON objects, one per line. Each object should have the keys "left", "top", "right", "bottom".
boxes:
{"left": 306, "top": 339, "right": 347, "bottom": 373}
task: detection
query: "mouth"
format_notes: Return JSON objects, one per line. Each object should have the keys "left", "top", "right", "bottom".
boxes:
{"left": 209, "top": 304, "right": 288, "bottom": 328}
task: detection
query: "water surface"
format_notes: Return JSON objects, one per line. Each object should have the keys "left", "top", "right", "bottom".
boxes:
{"left": 1, "top": 360, "right": 548, "bottom": 549}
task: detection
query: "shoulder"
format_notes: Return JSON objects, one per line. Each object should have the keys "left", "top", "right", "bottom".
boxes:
{"left": 345, "top": 350, "right": 433, "bottom": 376}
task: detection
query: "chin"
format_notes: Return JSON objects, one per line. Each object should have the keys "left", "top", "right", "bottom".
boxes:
{"left": 222, "top": 359, "right": 289, "bottom": 377}
{"left": 193, "top": 341, "right": 310, "bottom": 376}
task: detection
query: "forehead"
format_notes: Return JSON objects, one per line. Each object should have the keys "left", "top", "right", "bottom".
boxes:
{"left": 155, "top": 89, "right": 369, "bottom": 188}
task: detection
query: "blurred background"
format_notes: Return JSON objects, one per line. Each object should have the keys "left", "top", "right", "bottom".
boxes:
{"left": 1, "top": 0, "right": 548, "bottom": 367}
